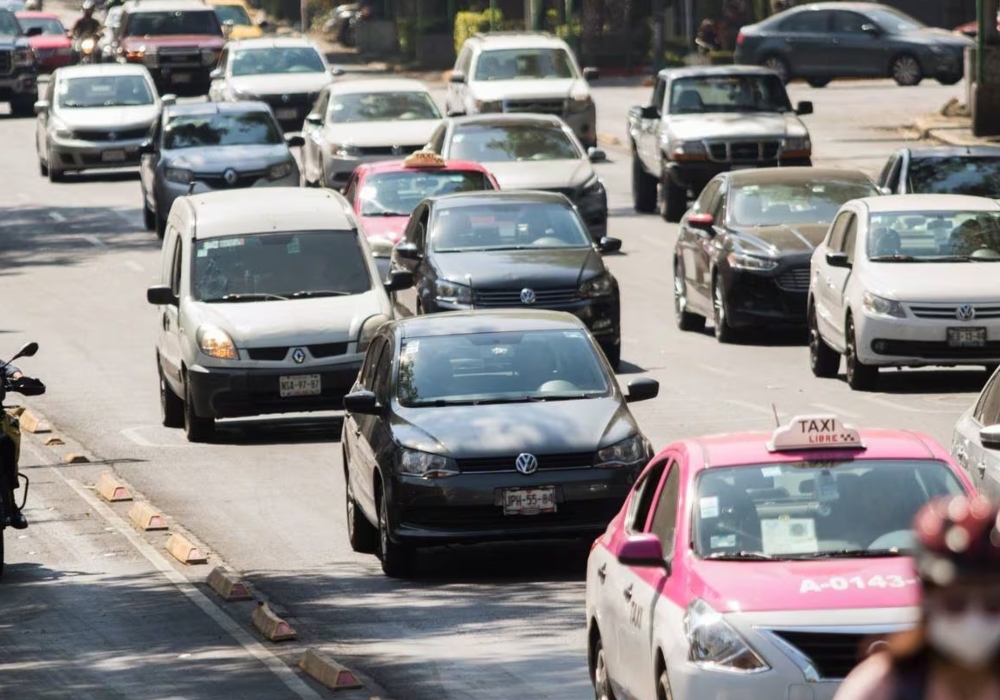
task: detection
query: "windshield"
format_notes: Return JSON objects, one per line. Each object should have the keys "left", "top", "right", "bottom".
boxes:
{"left": 430, "top": 201, "right": 591, "bottom": 251}
{"left": 694, "top": 459, "right": 964, "bottom": 559}
{"left": 730, "top": 179, "right": 879, "bottom": 227}
{"left": 474, "top": 48, "right": 577, "bottom": 81}
{"left": 327, "top": 91, "right": 440, "bottom": 123}
{"left": 0, "top": 10, "right": 20, "bottom": 34}
{"left": 57, "top": 75, "right": 154, "bottom": 108}
{"left": 164, "top": 111, "right": 281, "bottom": 149}
{"left": 124, "top": 10, "right": 222, "bottom": 37}
{"left": 231, "top": 46, "right": 324, "bottom": 75}
{"left": 359, "top": 170, "right": 494, "bottom": 217}
{"left": 908, "top": 157, "right": 1000, "bottom": 197}
{"left": 397, "top": 330, "right": 611, "bottom": 407}
{"left": 867, "top": 210, "right": 1000, "bottom": 261}
{"left": 17, "top": 16, "right": 64, "bottom": 34}
{"left": 449, "top": 124, "right": 580, "bottom": 162}
{"left": 212, "top": 4, "right": 251, "bottom": 26}
{"left": 670, "top": 74, "right": 791, "bottom": 114}
{"left": 193, "top": 231, "right": 371, "bottom": 302}
{"left": 866, "top": 7, "right": 924, "bottom": 33}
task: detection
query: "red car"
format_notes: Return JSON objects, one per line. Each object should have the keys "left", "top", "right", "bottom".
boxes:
{"left": 954, "top": 14, "right": 999, "bottom": 38}
{"left": 342, "top": 151, "right": 500, "bottom": 278}
{"left": 16, "top": 12, "right": 73, "bottom": 73}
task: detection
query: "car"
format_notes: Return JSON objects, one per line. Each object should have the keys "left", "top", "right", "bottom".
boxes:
{"left": 343, "top": 150, "right": 500, "bottom": 281}
{"left": 952, "top": 367, "right": 1000, "bottom": 502}
{"left": 339, "top": 309, "right": 660, "bottom": 577}
{"left": 113, "top": 0, "right": 226, "bottom": 96}
{"left": 808, "top": 194, "right": 1000, "bottom": 391}
{"left": 734, "top": 2, "right": 971, "bottom": 87}
{"left": 445, "top": 30, "right": 600, "bottom": 148}
{"left": 674, "top": 167, "right": 880, "bottom": 342}
{"left": 139, "top": 101, "right": 304, "bottom": 237}
{"left": 15, "top": 11, "right": 72, "bottom": 73}
{"left": 34, "top": 63, "right": 161, "bottom": 182}
{"left": 0, "top": 7, "right": 40, "bottom": 117}
{"left": 145, "top": 187, "right": 415, "bottom": 442}
{"left": 627, "top": 66, "right": 814, "bottom": 223}
{"left": 425, "top": 114, "right": 609, "bottom": 241}
{"left": 954, "top": 12, "right": 999, "bottom": 38}
{"left": 206, "top": 0, "right": 262, "bottom": 39}
{"left": 877, "top": 146, "right": 1000, "bottom": 197}
{"left": 586, "top": 413, "right": 973, "bottom": 700}
{"left": 208, "top": 37, "right": 339, "bottom": 133}
{"left": 300, "top": 78, "right": 444, "bottom": 190}
{"left": 389, "top": 190, "right": 624, "bottom": 368}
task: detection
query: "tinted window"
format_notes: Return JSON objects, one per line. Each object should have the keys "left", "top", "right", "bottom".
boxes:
{"left": 628, "top": 460, "right": 668, "bottom": 532}
{"left": 449, "top": 124, "right": 580, "bottom": 162}
{"left": 832, "top": 11, "right": 868, "bottom": 33}
{"left": 429, "top": 201, "right": 592, "bottom": 251}
{"left": 16, "top": 16, "right": 64, "bottom": 34}
{"left": 125, "top": 10, "right": 222, "bottom": 36}
{"left": 867, "top": 210, "right": 1000, "bottom": 261}
{"left": 693, "top": 180, "right": 722, "bottom": 212}
{"left": 648, "top": 463, "right": 681, "bottom": 558}
{"left": 396, "top": 330, "right": 611, "bottom": 407}
{"left": 908, "top": 157, "right": 1000, "bottom": 197}
{"left": 359, "top": 170, "right": 493, "bottom": 216}
{"left": 212, "top": 4, "right": 251, "bottom": 26}
{"left": 669, "top": 74, "right": 791, "bottom": 114}
{"left": 842, "top": 216, "right": 858, "bottom": 262}
{"left": 192, "top": 231, "right": 371, "bottom": 301}
{"left": 327, "top": 91, "right": 440, "bottom": 123}
{"left": 778, "top": 10, "right": 830, "bottom": 32}
{"left": 231, "top": 46, "right": 325, "bottom": 76}
{"left": 164, "top": 111, "right": 282, "bottom": 149}
{"left": 828, "top": 211, "right": 851, "bottom": 249}
{"left": 865, "top": 7, "right": 924, "bottom": 32}
{"left": 58, "top": 75, "right": 154, "bottom": 108}
{"left": 474, "top": 48, "right": 577, "bottom": 80}
{"left": 0, "top": 10, "right": 19, "bottom": 34}
{"left": 730, "top": 179, "right": 878, "bottom": 226}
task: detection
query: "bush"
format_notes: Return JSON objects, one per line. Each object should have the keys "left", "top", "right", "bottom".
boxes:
{"left": 664, "top": 51, "right": 685, "bottom": 67}
{"left": 453, "top": 9, "right": 503, "bottom": 55}
{"left": 708, "top": 50, "right": 734, "bottom": 65}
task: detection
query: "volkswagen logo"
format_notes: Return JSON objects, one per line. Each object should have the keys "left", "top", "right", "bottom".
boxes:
{"left": 281, "top": 94, "right": 290, "bottom": 103}
{"left": 223, "top": 168, "right": 238, "bottom": 185}
{"left": 515, "top": 453, "right": 538, "bottom": 475}
{"left": 391, "top": 145, "right": 404, "bottom": 156}
{"left": 291, "top": 348, "right": 306, "bottom": 364}
{"left": 957, "top": 304, "right": 976, "bottom": 321}
{"left": 520, "top": 288, "right": 536, "bottom": 305}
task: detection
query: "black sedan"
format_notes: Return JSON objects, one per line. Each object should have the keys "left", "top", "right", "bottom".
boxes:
{"left": 877, "top": 146, "right": 1000, "bottom": 197}
{"left": 734, "top": 2, "right": 971, "bottom": 87}
{"left": 339, "top": 309, "right": 660, "bottom": 577}
{"left": 389, "top": 191, "right": 624, "bottom": 368}
{"left": 673, "top": 167, "right": 879, "bottom": 342}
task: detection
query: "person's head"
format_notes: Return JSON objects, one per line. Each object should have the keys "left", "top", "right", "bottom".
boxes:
{"left": 82, "top": 1, "right": 95, "bottom": 17}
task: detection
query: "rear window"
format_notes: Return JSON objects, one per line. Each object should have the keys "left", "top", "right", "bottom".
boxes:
{"left": 124, "top": 9, "right": 223, "bottom": 37}
{"left": 908, "top": 157, "right": 1000, "bottom": 197}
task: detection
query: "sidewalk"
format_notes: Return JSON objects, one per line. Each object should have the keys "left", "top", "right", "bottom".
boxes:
{"left": 911, "top": 99, "right": 1000, "bottom": 147}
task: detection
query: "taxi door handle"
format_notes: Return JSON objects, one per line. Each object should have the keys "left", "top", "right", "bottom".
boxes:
{"left": 955, "top": 446, "right": 967, "bottom": 462}
{"left": 597, "top": 563, "right": 606, "bottom": 583}
{"left": 978, "top": 462, "right": 987, "bottom": 479}
{"left": 623, "top": 584, "right": 633, "bottom": 600}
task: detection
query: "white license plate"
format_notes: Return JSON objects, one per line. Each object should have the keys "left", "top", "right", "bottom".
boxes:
{"left": 276, "top": 108, "right": 297, "bottom": 120}
{"left": 948, "top": 327, "right": 987, "bottom": 347}
{"left": 502, "top": 487, "right": 556, "bottom": 516}
{"left": 279, "top": 374, "right": 321, "bottom": 397}
{"left": 101, "top": 150, "right": 126, "bottom": 162}
{"left": 171, "top": 72, "right": 192, "bottom": 83}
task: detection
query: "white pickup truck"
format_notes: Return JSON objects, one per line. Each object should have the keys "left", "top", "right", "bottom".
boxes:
{"left": 627, "top": 65, "right": 814, "bottom": 222}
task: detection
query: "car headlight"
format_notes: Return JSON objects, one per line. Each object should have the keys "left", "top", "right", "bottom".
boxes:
{"left": 727, "top": 251, "right": 778, "bottom": 271}
{"left": 580, "top": 176, "right": 605, "bottom": 198}
{"left": 685, "top": 598, "right": 770, "bottom": 673}
{"left": 398, "top": 448, "right": 460, "bottom": 478}
{"left": 51, "top": 118, "right": 74, "bottom": 139}
{"left": 435, "top": 280, "right": 472, "bottom": 305}
{"left": 577, "top": 273, "right": 613, "bottom": 298}
{"left": 367, "top": 236, "right": 395, "bottom": 259}
{"left": 201, "top": 48, "right": 220, "bottom": 66}
{"left": 14, "top": 48, "right": 34, "bottom": 67}
{"left": 782, "top": 136, "right": 811, "bottom": 154}
{"left": 331, "top": 144, "right": 362, "bottom": 158}
{"left": 668, "top": 139, "right": 707, "bottom": 160}
{"left": 863, "top": 291, "right": 906, "bottom": 319}
{"left": 267, "top": 161, "right": 294, "bottom": 180}
{"left": 358, "top": 313, "right": 389, "bottom": 352}
{"left": 474, "top": 99, "right": 503, "bottom": 113}
{"left": 232, "top": 87, "right": 256, "bottom": 100}
{"left": 594, "top": 434, "right": 648, "bottom": 468}
{"left": 164, "top": 166, "right": 194, "bottom": 184}
{"left": 568, "top": 93, "right": 593, "bottom": 110}
{"left": 197, "top": 324, "right": 238, "bottom": 359}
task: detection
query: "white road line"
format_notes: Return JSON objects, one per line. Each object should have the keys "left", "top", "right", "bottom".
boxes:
{"left": 698, "top": 363, "right": 737, "bottom": 378}
{"left": 809, "top": 402, "right": 860, "bottom": 418}
{"left": 124, "top": 260, "right": 145, "bottom": 272}
{"left": 48, "top": 211, "right": 66, "bottom": 222}
{"left": 120, "top": 425, "right": 184, "bottom": 448}
{"left": 83, "top": 235, "right": 106, "bottom": 248}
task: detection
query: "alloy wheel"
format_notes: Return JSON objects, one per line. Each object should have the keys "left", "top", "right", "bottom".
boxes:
{"left": 762, "top": 56, "right": 789, "bottom": 83}
{"left": 892, "top": 56, "right": 921, "bottom": 85}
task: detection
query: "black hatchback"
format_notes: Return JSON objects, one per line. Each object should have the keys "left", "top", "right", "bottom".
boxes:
{"left": 339, "top": 310, "right": 659, "bottom": 578}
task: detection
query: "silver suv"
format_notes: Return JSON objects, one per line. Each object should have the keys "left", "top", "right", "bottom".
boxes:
{"left": 445, "top": 31, "right": 600, "bottom": 148}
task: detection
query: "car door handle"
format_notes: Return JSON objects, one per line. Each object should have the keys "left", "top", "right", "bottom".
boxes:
{"left": 978, "top": 462, "right": 987, "bottom": 479}
{"left": 623, "top": 584, "right": 633, "bottom": 600}
{"left": 162, "top": 313, "right": 169, "bottom": 331}
{"left": 597, "top": 563, "right": 607, "bottom": 583}
{"left": 955, "top": 446, "right": 967, "bottom": 462}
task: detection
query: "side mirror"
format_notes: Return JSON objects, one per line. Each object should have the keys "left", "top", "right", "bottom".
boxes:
{"left": 25, "top": 26, "right": 43, "bottom": 37}
{"left": 625, "top": 377, "right": 659, "bottom": 403}
{"left": 285, "top": 133, "right": 305, "bottom": 148}
{"left": 343, "top": 389, "right": 379, "bottom": 415}
{"left": 687, "top": 212, "right": 715, "bottom": 233}
{"left": 877, "top": 185, "right": 892, "bottom": 195}
{"left": 796, "top": 100, "right": 814, "bottom": 116}
{"left": 161, "top": 94, "right": 177, "bottom": 106}
{"left": 137, "top": 141, "right": 155, "bottom": 155}
{"left": 981, "top": 425, "right": 1000, "bottom": 450}
{"left": 587, "top": 147, "right": 607, "bottom": 163}
{"left": 449, "top": 70, "right": 466, "bottom": 84}
{"left": 258, "top": 19, "right": 272, "bottom": 30}
{"left": 583, "top": 66, "right": 599, "bottom": 81}
{"left": 825, "top": 251, "right": 852, "bottom": 268}
{"left": 862, "top": 23, "right": 881, "bottom": 35}
{"left": 617, "top": 533, "right": 669, "bottom": 569}
{"left": 209, "top": 67, "right": 223, "bottom": 80}
{"left": 395, "top": 242, "right": 421, "bottom": 260}
{"left": 305, "top": 113, "right": 322, "bottom": 126}
{"left": 9, "top": 342, "right": 39, "bottom": 363}
{"left": 640, "top": 104, "right": 660, "bottom": 120}
{"left": 598, "top": 236, "right": 622, "bottom": 253}
{"left": 330, "top": 66, "right": 344, "bottom": 77}
{"left": 384, "top": 269, "right": 414, "bottom": 292}
{"left": 33, "top": 99, "right": 49, "bottom": 115}
{"left": 147, "top": 284, "right": 178, "bottom": 306}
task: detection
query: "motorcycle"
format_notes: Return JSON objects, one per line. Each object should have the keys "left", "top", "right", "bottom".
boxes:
{"left": 73, "top": 33, "right": 100, "bottom": 64}
{"left": 0, "top": 342, "right": 45, "bottom": 579}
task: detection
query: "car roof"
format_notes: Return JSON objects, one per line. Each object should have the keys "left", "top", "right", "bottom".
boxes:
{"left": 904, "top": 145, "right": 1000, "bottom": 158}
{"left": 470, "top": 31, "right": 569, "bottom": 50}
{"left": 793, "top": 2, "right": 892, "bottom": 12}
{"left": 657, "top": 65, "right": 782, "bottom": 79}
{"left": 122, "top": 0, "right": 214, "bottom": 12}
{"left": 727, "top": 166, "right": 874, "bottom": 187}
{"left": 327, "top": 78, "right": 430, "bottom": 95}
{"left": 449, "top": 113, "right": 565, "bottom": 127}
{"left": 858, "top": 194, "right": 1000, "bottom": 213}
{"left": 186, "top": 189, "right": 355, "bottom": 238}
{"left": 54, "top": 63, "right": 152, "bottom": 79}
{"left": 15, "top": 10, "right": 59, "bottom": 18}
{"left": 227, "top": 36, "right": 317, "bottom": 49}
{"left": 393, "top": 309, "right": 587, "bottom": 339}
{"left": 164, "top": 100, "right": 270, "bottom": 117}
{"left": 358, "top": 158, "right": 492, "bottom": 175}
{"left": 427, "top": 190, "right": 570, "bottom": 208}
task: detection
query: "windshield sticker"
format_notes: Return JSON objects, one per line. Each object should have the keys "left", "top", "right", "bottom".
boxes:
{"left": 816, "top": 470, "right": 838, "bottom": 501}
{"left": 219, "top": 238, "right": 245, "bottom": 248}
{"left": 201, "top": 240, "right": 220, "bottom": 250}
{"left": 699, "top": 496, "right": 719, "bottom": 519}
{"left": 761, "top": 466, "right": 782, "bottom": 478}
{"left": 800, "top": 575, "right": 919, "bottom": 594}
{"left": 286, "top": 237, "right": 300, "bottom": 255}
{"left": 710, "top": 534, "right": 736, "bottom": 549}
{"left": 196, "top": 248, "right": 208, "bottom": 258}
{"left": 761, "top": 517, "right": 818, "bottom": 555}
{"left": 452, "top": 133, "right": 465, "bottom": 142}
{"left": 402, "top": 341, "right": 419, "bottom": 355}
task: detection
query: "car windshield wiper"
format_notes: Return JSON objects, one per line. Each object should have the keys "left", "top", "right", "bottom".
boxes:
{"left": 363, "top": 211, "right": 410, "bottom": 217}
{"left": 868, "top": 254, "right": 921, "bottom": 262}
{"left": 787, "top": 548, "right": 905, "bottom": 559}
{"left": 409, "top": 395, "right": 589, "bottom": 407}
{"left": 703, "top": 551, "right": 775, "bottom": 561}
{"left": 205, "top": 293, "right": 289, "bottom": 302}
{"left": 289, "top": 290, "right": 353, "bottom": 298}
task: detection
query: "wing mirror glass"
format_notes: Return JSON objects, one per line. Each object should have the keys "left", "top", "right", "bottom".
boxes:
{"left": 587, "top": 147, "right": 607, "bottom": 163}
{"left": 449, "top": 70, "right": 466, "bottom": 84}
{"left": 796, "top": 100, "right": 814, "bottom": 116}
{"left": 10, "top": 342, "right": 39, "bottom": 362}
{"left": 981, "top": 425, "right": 1000, "bottom": 450}
{"left": 583, "top": 66, "right": 599, "bottom": 81}
{"left": 625, "top": 377, "right": 659, "bottom": 403}
{"left": 617, "top": 533, "right": 669, "bottom": 569}
{"left": 137, "top": 141, "right": 155, "bottom": 155}
{"left": 33, "top": 99, "right": 49, "bottom": 115}
{"left": 146, "top": 284, "right": 178, "bottom": 306}
{"left": 640, "top": 104, "right": 660, "bottom": 120}
{"left": 395, "top": 242, "right": 421, "bottom": 260}
{"left": 862, "top": 23, "right": 881, "bottom": 35}
{"left": 305, "top": 113, "right": 322, "bottom": 125}
{"left": 825, "top": 251, "right": 852, "bottom": 269}
{"left": 384, "top": 269, "right": 414, "bottom": 292}
{"left": 285, "top": 133, "right": 305, "bottom": 148}
{"left": 343, "top": 389, "right": 379, "bottom": 414}
{"left": 330, "top": 66, "right": 344, "bottom": 77}
{"left": 598, "top": 236, "right": 621, "bottom": 253}
{"left": 209, "top": 67, "right": 223, "bottom": 80}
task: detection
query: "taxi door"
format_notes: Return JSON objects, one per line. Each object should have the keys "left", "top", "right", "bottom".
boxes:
{"left": 814, "top": 209, "right": 857, "bottom": 347}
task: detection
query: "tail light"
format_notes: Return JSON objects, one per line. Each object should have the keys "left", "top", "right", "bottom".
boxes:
{"left": 736, "top": 31, "right": 744, "bottom": 46}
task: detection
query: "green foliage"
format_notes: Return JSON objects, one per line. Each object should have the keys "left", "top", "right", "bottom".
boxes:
{"left": 453, "top": 9, "right": 503, "bottom": 55}
{"left": 708, "top": 50, "right": 734, "bottom": 65}
{"left": 664, "top": 51, "right": 686, "bottom": 67}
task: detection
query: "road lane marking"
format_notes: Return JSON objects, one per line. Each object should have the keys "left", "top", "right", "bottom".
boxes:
{"left": 83, "top": 235, "right": 106, "bottom": 248}
{"left": 120, "top": 425, "right": 185, "bottom": 448}
{"left": 860, "top": 395, "right": 962, "bottom": 415}
{"left": 810, "top": 402, "right": 860, "bottom": 418}
{"left": 697, "top": 363, "right": 737, "bottom": 378}
{"left": 48, "top": 211, "right": 66, "bottom": 222}
{"left": 725, "top": 399, "right": 781, "bottom": 419}
{"left": 125, "top": 261, "right": 145, "bottom": 272}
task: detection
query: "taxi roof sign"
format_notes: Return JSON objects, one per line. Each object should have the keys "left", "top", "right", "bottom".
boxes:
{"left": 403, "top": 151, "right": 447, "bottom": 168}
{"left": 767, "top": 415, "right": 865, "bottom": 452}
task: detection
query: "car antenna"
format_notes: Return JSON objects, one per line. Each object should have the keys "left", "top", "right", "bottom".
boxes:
{"left": 771, "top": 403, "right": 780, "bottom": 427}
{"left": 466, "top": 274, "right": 475, "bottom": 310}
{"left": 187, "top": 181, "right": 197, "bottom": 195}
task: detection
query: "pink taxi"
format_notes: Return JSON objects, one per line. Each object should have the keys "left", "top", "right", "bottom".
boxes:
{"left": 585, "top": 415, "right": 974, "bottom": 700}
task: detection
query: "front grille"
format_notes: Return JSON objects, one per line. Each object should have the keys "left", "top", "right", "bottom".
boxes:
{"left": 706, "top": 140, "right": 781, "bottom": 163}
{"left": 502, "top": 98, "right": 566, "bottom": 115}
{"left": 196, "top": 170, "right": 265, "bottom": 189}
{"left": 158, "top": 49, "right": 201, "bottom": 67}
{"left": 908, "top": 303, "right": 1000, "bottom": 320}
{"left": 73, "top": 126, "right": 149, "bottom": 141}
{"left": 474, "top": 287, "right": 579, "bottom": 308}
{"left": 402, "top": 499, "right": 620, "bottom": 531}
{"left": 457, "top": 452, "right": 595, "bottom": 474}
{"left": 770, "top": 631, "right": 870, "bottom": 680}
{"left": 0, "top": 50, "right": 12, "bottom": 74}
{"left": 359, "top": 144, "right": 424, "bottom": 157}
{"left": 872, "top": 339, "right": 1000, "bottom": 359}
{"left": 245, "top": 342, "right": 349, "bottom": 361}
{"left": 776, "top": 266, "right": 810, "bottom": 293}
{"left": 261, "top": 92, "right": 316, "bottom": 109}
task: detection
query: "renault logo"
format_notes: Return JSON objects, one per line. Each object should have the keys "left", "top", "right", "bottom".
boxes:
{"left": 223, "top": 168, "right": 238, "bottom": 185}
{"left": 520, "top": 288, "right": 536, "bottom": 305}
{"left": 957, "top": 304, "right": 976, "bottom": 321}
{"left": 281, "top": 94, "right": 290, "bottom": 103}
{"left": 515, "top": 453, "right": 538, "bottom": 475}
{"left": 291, "top": 348, "right": 306, "bottom": 364}
{"left": 108, "top": 131, "right": 117, "bottom": 140}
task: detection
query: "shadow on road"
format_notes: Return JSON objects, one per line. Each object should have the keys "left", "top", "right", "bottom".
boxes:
{"left": 843, "top": 368, "right": 990, "bottom": 395}
{"left": 213, "top": 414, "right": 345, "bottom": 445}
{"left": 49, "top": 170, "right": 141, "bottom": 184}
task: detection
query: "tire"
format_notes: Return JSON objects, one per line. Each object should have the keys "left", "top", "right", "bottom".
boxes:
{"left": 674, "top": 261, "right": 705, "bottom": 332}
{"left": 890, "top": 54, "right": 922, "bottom": 86}
{"left": 377, "top": 489, "right": 413, "bottom": 578}
{"left": 761, "top": 55, "right": 790, "bottom": 84}
{"left": 9, "top": 96, "right": 35, "bottom": 118}
{"left": 808, "top": 304, "right": 840, "bottom": 378}
{"left": 807, "top": 77, "right": 831, "bottom": 88}
{"left": 47, "top": 150, "right": 64, "bottom": 182}
{"left": 712, "top": 276, "right": 738, "bottom": 344}
{"left": 845, "top": 316, "right": 879, "bottom": 391}
{"left": 592, "top": 636, "right": 618, "bottom": 700}
{"left": 345, "top": 456, "right": 378, "bottom": 554}
{"left": 661, "top": 169, "right": 687, "bottom": 223}
{"left": 155, "top": 207, "right": 167, "bottom": 239}
{"left": 39, "top": 158, "right": 47, "bottom": 177}
{"left": 600, "top": 341, "right": 621, "bottom": 372}
{"left": 937, "top": 73, "right": 962, "bottom": 86}
{"left": 657, "top": 670, "right": 672, "bottom": 700}
{"left": 143, "top": 200, "right": 155, "bottom": 232}
{"left": 160, "top": 365, "right": 184, "bottom": 428}
{"left": 631, "top": 151, "right": 657, "bottom": 214}
{"left": 183, "top": 378, "right": 215, "bottom": 442}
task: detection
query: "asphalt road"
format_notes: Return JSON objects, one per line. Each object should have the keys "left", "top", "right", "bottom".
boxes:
{"left": 0, "top": 75, "right": 976, "bottom": 700}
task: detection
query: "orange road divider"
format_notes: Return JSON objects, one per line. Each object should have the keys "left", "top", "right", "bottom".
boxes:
{"left": 96, "top": 472, "right": 132, "bottom": 502}
{"left": 64, "top": 453, "right": 90, "bottom": 464}
{"left": 298, "top": 649, "right": 364, "bottom": 691}
{"left": 206, "top": 566, "right": 253, "bottom": 602}
{"left": 19, "top": 410, "right": 51, "bottom": 434}
{"left": 128, "top": 502, "right": 168, "bottom": 531}
{"left": 251, "top": 602, "right": 296, "bottom": 642}
{"left": 165, "top": 533, "right": 207, "bottom": 565}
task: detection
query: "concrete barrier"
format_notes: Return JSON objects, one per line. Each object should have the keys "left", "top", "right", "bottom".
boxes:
{"left": 206, "top": 566, "right": 253, "bottom": 601}
{"left": 64, "top": 453, "right": 90, "bottom": 464}
{"left": 96, "top": 472, "right": 132, "bottom": 502}
{"left": 19, "top": 409, "right": 51, "bottom": 434}
{"left": 44, "top": 436, "right": 64, "bottom": 446}
{"left": 165, "top": 533, "right": 207, "bottom": 565}
{"left": 128, "top": 502, "right": 168, "bottom": 531}
{"left": 298, "top": 649, "right": 363, "bottom": 691}
{"left": 251, "top": 602, "right": 296, "bottom": 642}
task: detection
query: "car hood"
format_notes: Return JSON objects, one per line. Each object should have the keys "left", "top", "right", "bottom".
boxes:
{"left": 690, "top": 557, "right": 919, "bottom": 613}
{"left": 54, "top": 104, "right": 159, "bottom": 129}
{"left": 391, "top": 398, "right": 637, "bottom": 458}
{"left": 321, "top": 119, "right": 441, "bottom": 147}
{"left": 434, "top": 247, "right": 603, "bottom": 289}
{"left": 166, "top": 144, "right": 290, "bottom": 170}
{"left": 122, "top": 34, "right": 225, "bottom": 49}
{"left": 480, "top": 159, "right": 594, "bottom": 190}
{"left": 189, "top": 292, "right": 383, "bottom": 346}
{"left": 29, "top": 36, "right": 71, "bottom": 49}
{"left": 900, "top": 27, "right": 973, "bottom": 48}
{"left": 862, "top": 262, "right": 1000, "bottom": 303}
{"left": 230, "top": 72, "right": 331, "bottom": 96}
{"left": 667, "top": 112, "right": 806, "bottom": 140}
{"left": 469, "top": 78, "right": 586, "bottom": 101}
{"left": 359, "top": 216, "right": 408, "bottom": 245}
{"left": 227, "top": 24, "right": 263, "bottom": 39}
{"left": 730, "top": 223, "right": 829, "bottom": 256}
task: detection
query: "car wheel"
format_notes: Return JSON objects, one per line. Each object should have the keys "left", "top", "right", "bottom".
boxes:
{"left": 600, "top": 341, "right": 621, "bottom": 372}
{"left": 345, "top": 454, "right": 378, "bottom": 554}
{"left": 712, "top": 276, "right": 738, "bottom": 344}
{"left": 38, "top": 157, "right": 48, "bottom": 177}
{"left": 377, "top": 490, "right": 413, "bottom": 578}
{"left": 674, "top": 261, "right": 706, "bottom": 332}
{"left": 807, "top": 77, "right": 831, "bottom": 88}
{"left": 809, "top": 304, "right": 840, "bottom": 378}
{"left": 155, "top": 206, "right": 167, "bottom": 239}
{"left": 160, "top": 364, "right": 184, "bottom": 428}
{"left": 183, "top": 378, "right": 215, "bottom": 442}
{"left": 593, "top": 636, "right": 618, "bottom": 700}
{"left": 143, "top": 199, "right": 156, "bottom": 232}
{"left": 761, "top": 55, "right": 790, "bottom": 84}
{"left": 47, "top": 148, "right": 64, "bottom": 182}
{"left": 661, "top": 167, "right": 686, "bottom": 223}
{"left": 845, "top": 315, "right": 879, "bottom": 391}
{"left": 656, "top": 670, "right": 672, "bottom": 700}
{"left": 631, "top": 150, "right": 657, "bottom": 214}
{"left": 890, "top": 54, "right": 922, "bottom": 86}
{"left": 937, "top": 73, "right": 962, "bottom": 86}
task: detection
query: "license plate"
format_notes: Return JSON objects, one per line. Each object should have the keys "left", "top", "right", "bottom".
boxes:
{"left": 171, "top": 72, "right": 192, "bottom": 83}
{"left": 502, "top": 487, "right": 556, "bottom": 516}
{"left": 947, "top": 327, "right": 987, "bottom": 347}
{"left": 276, "top": 108, "right": 297, "bottom": 120}
{"left": 101, "top": 150, "right": 126, "bottom": 162}
{"left": 279, "top": 374, "right": 321, "bottom": 397}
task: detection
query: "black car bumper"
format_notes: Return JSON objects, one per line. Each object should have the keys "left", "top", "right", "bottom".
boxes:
{"left": 722, "top": 265, "right": 810, "bottom": 328}
{"left": 0, "top": 72, "right": 38, "bottom": 102}
{"left": 432, "top": 296, "right": 620, "bottom": 344}
{"left": 667, "top": 158, "right": 812, "bottom": 195}
{"left": 148, "top": 66, "right": 211, "bottom": 96}
{"left": 187, "top": 362, "right": 363, "bottom": 419}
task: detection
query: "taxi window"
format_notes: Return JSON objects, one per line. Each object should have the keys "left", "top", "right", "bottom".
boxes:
{"left": 647, "top": 462, "right": 681, "bottom": 558}
{"left": 429, "top": 202, "right": 592, "bottom": 251}
{"left": 692, "top": 459, "right": 965, "bottom": 559}
{"left": 358, "top": 170, "right": 493, "bottom": 217}
{"left": 626, "top": 459, "right": 667, "bottom": 532}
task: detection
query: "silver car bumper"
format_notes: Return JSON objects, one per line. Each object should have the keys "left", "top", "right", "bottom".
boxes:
{"left": 48, "top": 136, "right": 146, "bottom": 171}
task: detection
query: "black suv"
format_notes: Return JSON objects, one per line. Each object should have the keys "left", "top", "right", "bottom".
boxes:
{"left": 0, "top": 8, "right": 40, "bottom": 117}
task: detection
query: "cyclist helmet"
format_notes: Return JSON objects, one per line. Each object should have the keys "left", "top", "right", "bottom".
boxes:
{"left": 913, "top": 495, "right": 1000, "bottom": 586}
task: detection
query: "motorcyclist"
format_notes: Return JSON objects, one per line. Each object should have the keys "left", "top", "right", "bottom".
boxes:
{"left": 72, "top": 2, "right": 102, "bottom": 40}
{"left": 1, "top": 364, "right": 32, "bottom": 530}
